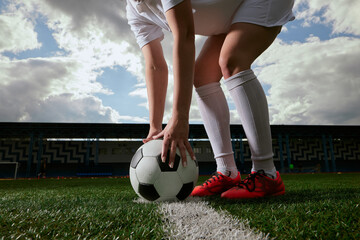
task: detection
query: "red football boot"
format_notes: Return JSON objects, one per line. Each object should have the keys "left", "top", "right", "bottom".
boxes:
{"left": 191, "top": 171, "right": 241, "bottom": 197}
{"left": 221, "top": 170, "right": 285, "bottom": 199}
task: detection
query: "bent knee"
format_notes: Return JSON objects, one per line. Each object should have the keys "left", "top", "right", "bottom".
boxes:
{"left": 219, "top": 55, "right": 251, "bottom": 79}
{"left": 193, "top": 76, "right": 218, "bottom": 88}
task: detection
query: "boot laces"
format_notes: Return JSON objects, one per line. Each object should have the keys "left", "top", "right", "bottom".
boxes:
{"left": 202, "top": 172, "right": 224, "bottom": 186}
{"left": 238, "top": 170, "right": 266, "bottom": 192}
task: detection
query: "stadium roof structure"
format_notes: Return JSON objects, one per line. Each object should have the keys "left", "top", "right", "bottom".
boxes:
{"left": 0, "top": 122, "right": 359, "bottom": 139}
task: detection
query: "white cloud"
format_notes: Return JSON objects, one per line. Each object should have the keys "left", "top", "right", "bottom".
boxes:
{"left": 1, "top": 0, "right": 359, "bottom": 126}
{"left": 24, "top": 94, "right": 121, "bottom": 123}
{"left": 129, "top": 88, "right": 147, "bottom": 99}
{"left": 0, "top": 0, "right": 148, "bottom": 123}
{"left": 0, "top": 2, "right": 41, "bottom": 53}
{"left": 294, "top": 0, "right": 360, "bottom": 36}
{"left": 28, "top": 0, "right": 144, "bottom": 78}
{"left": 0, "top": 56, "right": 116, "bottom": 122}
{"left": 254, "top": 36, "right": 360, "bottom": 125}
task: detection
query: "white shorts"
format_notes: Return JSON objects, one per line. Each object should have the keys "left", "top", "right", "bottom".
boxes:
{"left": 192, "top": 0, "right": 295, "bottom": 36}
{"left": 127, "top": 0, "right": 295, "bottom": 48}
{"left": 233, "top": 0, "right": 295, "bottom": 27}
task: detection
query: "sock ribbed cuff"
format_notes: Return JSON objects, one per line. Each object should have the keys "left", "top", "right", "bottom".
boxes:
{"left": 224, "top": 69, "right": 256, "bottom": 91}
{"left": 195, "top": 82, "right": 222, "bottom": 98}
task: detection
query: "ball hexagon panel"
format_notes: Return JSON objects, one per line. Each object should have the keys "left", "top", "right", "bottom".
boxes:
{"left": 129, "top": 139, "right": 200, "bottom": 202}
{"left": 138, "top": 183, "right": 160, "bottom": 201}
{"left": 130, "top": 148, "right": 143, "bottom": 168}
{"left": 141, "top": 139, "right": 163, "bottom": 157}
{"left": 176, "top": 182, "right": 195, "bottom": 201}
{"left": 154, "top": 172, "right": 183, "bottom": 198}
{"left": 156, "top": 152, "right": 181, "bottom": 172}
{"left": 136, "top": 156, "right": 161, "bottom": 184}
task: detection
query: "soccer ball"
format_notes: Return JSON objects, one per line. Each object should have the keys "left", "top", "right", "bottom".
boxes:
{"left": 129, "top": 139, "right": 199, "bottom": 202}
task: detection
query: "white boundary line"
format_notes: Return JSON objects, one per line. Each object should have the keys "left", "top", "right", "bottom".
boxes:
{"left": 135, "top": 197, "right": 268, "bottom": 240}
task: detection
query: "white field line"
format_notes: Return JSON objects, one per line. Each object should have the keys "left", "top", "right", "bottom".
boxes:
{"left": 158, "top": 197, "right": 268, "bottom": 240}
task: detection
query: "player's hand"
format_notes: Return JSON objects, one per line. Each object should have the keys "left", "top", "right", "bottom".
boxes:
{"left": 143, "top": 127, "right": 162, "bottom": 144}
{"left": 153, "top": 117, "right": 196, "bottom": 168}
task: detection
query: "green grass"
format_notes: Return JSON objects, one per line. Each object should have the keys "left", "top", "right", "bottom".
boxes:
{"left": 0, "top": 173, "right": 359, "bottom": 239}
{"left": 0, "top": 178, "right": 163, "bottom": 239}
{"left": 207, "top": 173, "right": 360, "bottom": 240}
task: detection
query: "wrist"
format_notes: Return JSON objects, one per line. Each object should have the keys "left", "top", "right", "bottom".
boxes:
{"left": 171, "top": 112, "right": 189, "bottom": 122}
{"left": 149, "top": 122, "right": 162, "bottom": 132}
{"left": 171, "top": 114, "right": 189, "bottom": 124}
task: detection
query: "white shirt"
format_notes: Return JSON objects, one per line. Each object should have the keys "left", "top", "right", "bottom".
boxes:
{"left": 126, "top": 0, "right": 243, "bottom": 48}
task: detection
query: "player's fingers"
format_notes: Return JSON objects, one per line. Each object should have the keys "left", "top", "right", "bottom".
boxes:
{"left": 185, "top": 141, "right": 196, "bottom": 161}
{"left": 178, "top": 142, "right": 188, "bottom": 167}
{"left": 169, "top": 141, "right": 177, "bottom": 168}
{"left": 153, "top": 130, "right": 164, "bottom": 140}
{"left": 162, "top": 137, "right": 170, "bottom": 163}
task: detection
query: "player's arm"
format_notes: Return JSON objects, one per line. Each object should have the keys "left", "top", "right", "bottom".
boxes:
{"left": 166, "top": 0, "right": 195, "bottom": 121}
{"left": 154, "top": 0, "right": 196, "bottom": 167}
{"left": 141, "top": 38, "right": 168, "bottom": 143}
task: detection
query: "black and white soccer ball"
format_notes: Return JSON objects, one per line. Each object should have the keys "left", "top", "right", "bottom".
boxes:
{"left": 130, "top": 139, "right": 199, "bottom": 202}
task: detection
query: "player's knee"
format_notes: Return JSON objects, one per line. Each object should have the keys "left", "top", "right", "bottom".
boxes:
{"left": 219, "top": 54, "right": 250, "bottom": 79}
{"left": 193, "top": 72, "right": 212, "bottom": 88}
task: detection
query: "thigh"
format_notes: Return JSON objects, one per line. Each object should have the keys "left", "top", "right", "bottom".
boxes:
{"left": 220, "top": 22, "right": 281, "bottom": 79}
{"left": 194, "top": 34, "right": 226, "bottom": 88}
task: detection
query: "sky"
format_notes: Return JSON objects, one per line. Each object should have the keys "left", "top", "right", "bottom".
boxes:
{"left": 0, "top": 0, "right": 359, "bottom": 125}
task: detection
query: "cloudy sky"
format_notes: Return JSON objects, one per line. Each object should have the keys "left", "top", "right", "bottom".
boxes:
{"left": 0, "top": 0, "right": 359, "bottom": 125}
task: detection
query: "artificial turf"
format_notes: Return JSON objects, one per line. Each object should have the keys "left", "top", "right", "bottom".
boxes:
{"left": 0, "top": 178, "right": 163, "bottom": 239}
{"left": 0, "top": 173, "right": 359, "bottom": 239}
{"left": 208, "top": 173, "right": 360, "bottom": 240}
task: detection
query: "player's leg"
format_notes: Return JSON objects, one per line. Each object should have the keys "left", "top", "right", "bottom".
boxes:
{"left": 191, "top": 35, "right": 240, "bottom": 197}
{"left": 195, "top": 35, "right": 239, "bottom": 177}
{"left": 193, "top": 35, "right": 224, "bottom": 88}
{"left": 219, "top": 22, "right": 285, "bottom": 198}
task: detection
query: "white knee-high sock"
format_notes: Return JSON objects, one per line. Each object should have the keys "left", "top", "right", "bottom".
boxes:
{"left": 195, "top": 82, "right": 238, "bottom": 178}
{"left": 224, "top": 69, "right": 276, "bottom": 179}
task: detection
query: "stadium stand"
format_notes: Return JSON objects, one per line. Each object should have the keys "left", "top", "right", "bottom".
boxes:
{"left": 0, "top": 123, "right": 359, "bottom": 178}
